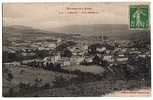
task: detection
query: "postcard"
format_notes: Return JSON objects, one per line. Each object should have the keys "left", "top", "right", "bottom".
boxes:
{"left": 2, "top": 2, "right": 151, "bottom": 97}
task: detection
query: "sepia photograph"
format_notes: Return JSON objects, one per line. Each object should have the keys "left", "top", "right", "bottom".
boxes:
{"left": 2, "top": 2, "right": 151, "bottom": 97}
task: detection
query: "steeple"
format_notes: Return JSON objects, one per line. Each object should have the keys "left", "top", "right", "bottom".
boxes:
{"left": 101, "top": 32, "right": 104, "bottom": 42}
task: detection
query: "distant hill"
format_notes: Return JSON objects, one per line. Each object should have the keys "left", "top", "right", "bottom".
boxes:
{"left": 3, "top": 25, "right": 56, "bottom": 36}
{"left": 3, "top": 24, "right": 150, "bottom": 42}
{"left": 51, "top": 24, "right": 150, "bottom": 40}
{"left": 2, "top": 25, "right": 72, "bottom": 42}
{"left": 51, "top": 24, "right": 128, "bottom": 35}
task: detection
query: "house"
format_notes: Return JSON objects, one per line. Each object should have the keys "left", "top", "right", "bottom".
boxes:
{"left": 116, "top": 57, "right": 128, "bottom": 62}
{"left": 139, "top": 54, "right": 146, "bottom": 58}
{"left": 47, "top": 43, "right": 56, "bottom": 49}
{"left": 21, "top": 52, "right": 35, "bottom": 57}
{"left": 83, "top": 56, "right": 94, "bottom": 64}
{"left": 106, "top": 50, "right": 111, "bottom": 54}
{"left": 63, "top": 58, "right": 71, "bottom": 66}
{"left": 83, "top": 45, "right": 88, "bottom": 50}
{"left": 52, "top": 53, "right": 61, "bottom": 63}
{"left": 3, "top": 62, "right": 20, "bottom": 67}
{"left": 21, "top": 60, "right": 34, "bottom": 65}
{"left": 69, "top": 47, "right": 83, "bottom": 56}
{"left": 103, "top": 55, "right": 115, "bottom": 63}
{"left": 38, "top": 47, "right": 46, "bottom": 50}
{"left": 96, "top": 47, "right": 106, "bottom": 53}
{"left": 116, "top": 54, "right": 128, "bottom": 62}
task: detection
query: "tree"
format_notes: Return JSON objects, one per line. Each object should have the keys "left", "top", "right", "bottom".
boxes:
{"left": 7, "top": 72, "right": 14, "bottom": 82}
{"left": 61, "top": 49, "right": 72, "bottom": 57}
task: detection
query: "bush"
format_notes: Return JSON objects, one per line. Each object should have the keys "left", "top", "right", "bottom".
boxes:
{"left": 3, "top": 67, "right": 10, "bottom": 73}
{"left": 4, "top": 88, "right": 16, "bottom": 97}
{"left": 52, "top": 75, "right": 69, "bottom": 87}
{"left": 6, "top": 72, "right": 14, "bottom": 82}
{"left": 34, "top": 78, "right": 42, "bottom": 87}
{"left": 43, "top": 83, "right": 50, "bottom": 89}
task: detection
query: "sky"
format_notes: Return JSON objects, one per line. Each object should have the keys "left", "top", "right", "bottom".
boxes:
{"left": 2, "top": 2, "right": 149, "bottom": 30}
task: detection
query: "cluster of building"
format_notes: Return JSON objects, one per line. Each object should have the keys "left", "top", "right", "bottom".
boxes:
{"left": 3, "top": 33, "right": 151, "bottom": 71}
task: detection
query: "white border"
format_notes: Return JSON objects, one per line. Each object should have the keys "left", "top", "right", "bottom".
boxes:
{"left": 0, "top": 0, "right": 152, "bottom": 100}
{"left": 1, "top": 0, "right": 152, "bottom": 3}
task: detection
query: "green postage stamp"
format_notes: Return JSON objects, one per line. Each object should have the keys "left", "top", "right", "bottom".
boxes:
{"left": 129, "top": 5, "right": 149, "bottom": 29}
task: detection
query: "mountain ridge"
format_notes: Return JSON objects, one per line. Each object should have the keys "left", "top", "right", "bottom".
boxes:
{"left": 3, "top": 24, "right": 150, "bottom": 41}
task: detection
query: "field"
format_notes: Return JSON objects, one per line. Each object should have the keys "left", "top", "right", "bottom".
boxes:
{"left": 2, "top": 64, "right": 151, "bottom": 97}
{"left": 3, "top": 65, "right": 77, "bottom": 95}
{"left": 63, "top": 65, "right": 105, "bottom": 74}
{"left": 33, "top": 80, "right": 150, "bottom": 97}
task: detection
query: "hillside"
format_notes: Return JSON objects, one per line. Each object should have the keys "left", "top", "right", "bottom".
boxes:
{"left": 52, "top": 24, "right": 150, "bottom": 40}
{"left": 51, "top": 24, "right": 129, "bottom": 35}
{"left": 2, "top": 25, "right": 73, "bottom": 43}
{"left": 3, "top": 24, "right": 150, "bottom": 42}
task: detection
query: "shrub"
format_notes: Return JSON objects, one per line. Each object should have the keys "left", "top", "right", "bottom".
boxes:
{"left": 6, "top": 72, "right": 14, "bottom": 82}
{"left": 4, "top": 88, "right": 16, "bottom": 97}
{"left": 43, "top": 83, "right": 50, "bottom": 89}
{"left": 34, "top": 78, "right": 42, "bottom": 87}
{"left": 52, "top": 75, "right": 69, "bottom": 87}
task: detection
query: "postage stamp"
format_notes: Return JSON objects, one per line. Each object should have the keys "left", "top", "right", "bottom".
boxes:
{"left": 129, "top": 5, "right": 149, "bottom": 29}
